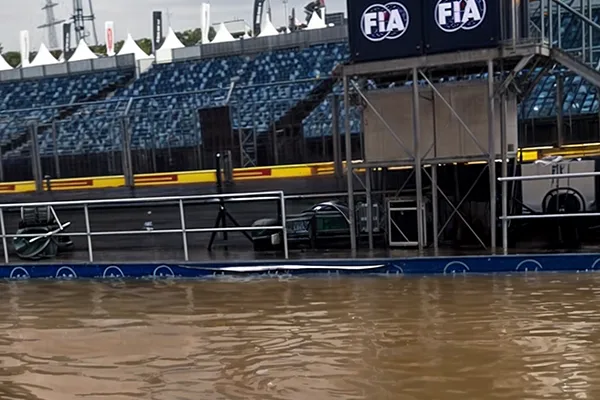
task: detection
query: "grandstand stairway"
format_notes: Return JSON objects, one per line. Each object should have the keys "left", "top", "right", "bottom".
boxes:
{"left": 267, "top": 76, "right": 337, "bottom": 164}
{"left": 550, "top": 48, "right": 600, "bottom": 88}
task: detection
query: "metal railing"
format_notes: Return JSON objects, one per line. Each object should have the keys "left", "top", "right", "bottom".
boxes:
{"left": 0, "top": 190, "right": 289, "bottom": 264}
{"left": 497, "top": 170, "right": 600, "bottom": 253}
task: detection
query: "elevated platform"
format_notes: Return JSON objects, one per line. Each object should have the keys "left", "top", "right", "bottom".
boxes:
{"left": 342, "top": 42, "right": 551, "bottom": 79}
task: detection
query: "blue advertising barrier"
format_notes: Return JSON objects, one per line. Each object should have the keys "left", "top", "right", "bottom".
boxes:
{"left": 3, "top": 253, "right": 600, "bottom": 280}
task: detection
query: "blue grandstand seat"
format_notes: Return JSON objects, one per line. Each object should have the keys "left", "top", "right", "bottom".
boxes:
{"left": 48, "top": 42, "right": 351, "bottom": 155}
{"left": 0, "top": 69, "right": 133, "bottom": 157}
{"left": 4, "top": 8, "right": 600, "bottom": 166}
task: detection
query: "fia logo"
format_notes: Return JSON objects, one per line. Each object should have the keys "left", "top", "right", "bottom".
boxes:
{"left": 435, "top": 0, "right": 486, "bottom": 33}
{"left": 361, "top": 2, "right": 410, "bottom": 42}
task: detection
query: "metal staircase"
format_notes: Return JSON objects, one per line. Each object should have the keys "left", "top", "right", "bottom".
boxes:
{"left": 528, "top": 0, "right": 600, "bottom": 70}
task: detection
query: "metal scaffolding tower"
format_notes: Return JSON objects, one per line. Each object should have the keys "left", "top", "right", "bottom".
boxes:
{"left": 72, "top": 0, "right": 98, "bottom": 45}
{"left": 38, "top": 0, "right": 65, "bottom": 49}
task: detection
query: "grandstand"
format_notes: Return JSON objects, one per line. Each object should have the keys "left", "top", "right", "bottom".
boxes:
{"left": 0, "top": 4, "right": 600, "bottom": 184}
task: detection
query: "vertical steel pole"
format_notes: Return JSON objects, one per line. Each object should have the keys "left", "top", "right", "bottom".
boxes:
{"left": 280, "top": 192, "right": 289, "bottom": 259}
{"left": 511, "top": 0, "right": 517, "bottom": 47}
{"left": 179, "top": 199, "right": 189, "bottom": 261}
{"left": 344, "top": 76, "right": 357, "bottom": 253}
{"left": 549, "top": 0, "right": 554, "bottom": 46}
{"left": 501, "top": 93, "right": 509, "bottom": 255}
{"left": 557, "top": 6, "right": 562, "bottom": 48}
{"left": 488, "top": 61, "right": 497, "bottom": 253}
{"left": 30, "top": 121, "right": 43, "bottom": 193}
{"left": 432, "top": 164, "right": 439, "bottom": 253}
{"left": 332, "top": 94, "right": 343, "bottom": 180}
{"left": 366, "top": 167, "right": 374, "bottom": 250}
{"left": 588, "top": 0, "right": 592, "bottom": 64}
{"left": 556, "top": 74, "right": 564, "bottom": 147}
{"left": 84, "top": 204, "right": 93, "bottom": 262}
{"left": 581, "top": 0, "right": 586, "bottom": 63}
{"left": 541, "top": 0, "right": 546, "bottom": 42}
{"left": 120, "top": 116, "right": 134, "bottom": 188}
{"left": 52, "top": 120, "right": 61, "bottom": 178}
{"left": 0, "top": 145, "right": 4, "bottom": 182}
{"left": 412, "top": 68, "right": 424, "bottom": 252}
{"left": 0, "top": 208, "right": 8, "bottom": 264}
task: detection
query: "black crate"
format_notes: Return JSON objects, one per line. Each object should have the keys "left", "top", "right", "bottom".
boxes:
{"left": 348, "top": 0, "right": 423, "bottom": 63}
{"left": 423, "top": 0, "right": 500, "bottom": 55}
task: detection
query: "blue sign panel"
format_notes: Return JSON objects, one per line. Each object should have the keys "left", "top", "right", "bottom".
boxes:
{"left": 347, "top": 0, "right": 423, "bottom": 63}
{"left": 424, "top": 0, "right": 500, "bottom": 54}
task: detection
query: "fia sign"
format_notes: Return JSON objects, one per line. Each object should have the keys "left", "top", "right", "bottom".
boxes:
{"left": 361, "top": 2, "right": 410, "bottom": 41}
{"left": 435, "top": 0, "right": 486, "bottom": 32}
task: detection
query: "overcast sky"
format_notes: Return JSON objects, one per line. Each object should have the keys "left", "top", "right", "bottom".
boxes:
{"left": 0, "top": 0, "right": 347, "bottom": 51}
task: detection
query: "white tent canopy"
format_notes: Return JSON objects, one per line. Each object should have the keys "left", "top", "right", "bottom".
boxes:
{"left": 0, "top": 55, "right": 12, "bottom": 71}
{"left": 212, "top": 23, "right": 235, "bottom": 43}
{"left": 69, "top": 39, "right": 98, "bottom": 62}
{"left": 306, "top": 11, "right": 327, "bottom": 30}
{"left": 30, "top": 43, "right": 60, "bottom": 67}
{"left": 158, "top": 27, "right": 185, "bottom": 51}
{"left": 118, "top": 33, "right": 152, "bottom": 60}
{"left": 258, "top": 16, "right": 279, "bottom": 37}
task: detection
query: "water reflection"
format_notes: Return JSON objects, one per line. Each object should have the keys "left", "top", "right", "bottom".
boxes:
{"left": 0, "top": 274, "right": 599, "bottom": 399}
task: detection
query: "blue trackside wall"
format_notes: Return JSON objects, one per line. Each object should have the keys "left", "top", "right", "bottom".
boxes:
{"left": 3, "top": 253, "right": 600, "bottom": 279}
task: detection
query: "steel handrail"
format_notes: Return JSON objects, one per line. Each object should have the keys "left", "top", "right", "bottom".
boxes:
{"left": 0, "top": 190, "right": 289, "bottom": 264}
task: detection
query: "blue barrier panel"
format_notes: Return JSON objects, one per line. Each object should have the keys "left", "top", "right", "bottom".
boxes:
{"left": 3, "top": 253, "right": 600, "bottom": 280}
{"left": 347, "top": 0, "right": 423, "bottom": 63}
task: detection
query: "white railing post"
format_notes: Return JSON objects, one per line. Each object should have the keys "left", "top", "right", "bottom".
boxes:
{"left": 0, "top": 208, "right": 8, "bottom": 264}
{"left": 84, "top": 204, "right": 93, "bottom": 262}
{"left": 179, "top": 199, "right": 189, "bottom": 261}
{"left": 280, "top": 191, "right": 289, "bottom": 259}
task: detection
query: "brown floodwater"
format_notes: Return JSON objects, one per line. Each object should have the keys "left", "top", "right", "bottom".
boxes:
{"left": 1, "top": 273, "right": 600, "bottom": 400}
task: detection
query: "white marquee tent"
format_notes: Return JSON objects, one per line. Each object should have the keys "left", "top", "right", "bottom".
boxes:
{"left": 212, "top": 23, "right": 235, "bottom": 43}
{"left": 69, "top": 39, "right": 98, "bottom": 62}
{"left": 156, "top": 27, "right": 185, "bottom": 63}
{"left": 158, "top": 27, "right": 185, "bottom": 51}
{"left": 306, "top": 11, "right": 327, "bottom": 30}
{"left": 258, "top": 16, "right": 279, "bottom": 37}
{"left": 118, "top": 34, "right": 152, "bottom": 60}
{"left": 29, "top": 43, "right": 60, "bottom": 67}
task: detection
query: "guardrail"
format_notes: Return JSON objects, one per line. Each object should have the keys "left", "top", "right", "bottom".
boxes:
{"left": 497, "top": 170, "right": 600, "bottom": 253}
{"left": 0, "top": 190, "right": 289, "bottom": 264}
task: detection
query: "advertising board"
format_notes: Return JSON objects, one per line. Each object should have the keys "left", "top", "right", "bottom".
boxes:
{"left": 347, "top": 0, "right": 423, "bottom": 63}
{"left": 424, "top": 0, "right": 500, "bottom": 54}
{"left": 348, "top": 0, "right": 506, "bottom": 64}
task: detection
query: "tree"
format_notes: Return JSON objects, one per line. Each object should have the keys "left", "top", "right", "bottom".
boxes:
{"left": 4, "top": 52, "right": 21, "bottom": 67}
{"left": 176, "top": 28, "right": 216, "bottom": 46}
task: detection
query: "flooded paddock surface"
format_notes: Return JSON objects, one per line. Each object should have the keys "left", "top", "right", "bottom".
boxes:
{"left": 2, "top": 274, "right": 600, "bottom": 399}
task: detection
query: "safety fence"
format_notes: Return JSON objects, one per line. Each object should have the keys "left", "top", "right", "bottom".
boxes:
{"left": 0, "top": 190, "right": 289, "bottom": 264}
